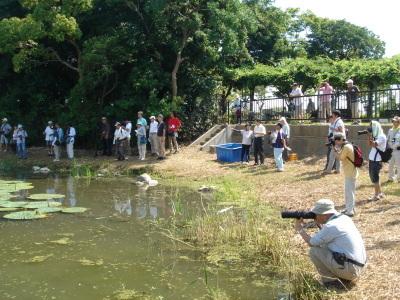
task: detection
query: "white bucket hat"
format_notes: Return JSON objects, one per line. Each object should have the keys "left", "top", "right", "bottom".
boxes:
{"left": 346, "top": 79, "right": 353, "bottom": 84}
{"left": 2, "top": 118, "right": 7, "bottom": 122}
{"left": 311, "top": 199, "right": 337, "bottom": 215}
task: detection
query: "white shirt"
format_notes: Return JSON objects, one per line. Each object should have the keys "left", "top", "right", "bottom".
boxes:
{"left": 290, "top": 87, "right": 303, "bottom": 98}
{"left": 253, "top": 124, "right": 266, "bottom": 138}
{"left": 330, "top": 117, "right": 345, "bottom": 138}
{"left": 66, "top": 127, "right": 76, "bottom": 144}
{"left": 388, "top": 128, "right": 400, "bottom": 149}
{"left": 125, "top": 122, "right": 132, "bottom": 135}
{"left": 282, "top": 124, "right": 290, "bottom": 139}
{"left": 240, "top": 130, "right": 253, "bottom": 145}
{"left": 44, "top": 126, "right": 54, "bottom": 141}
{"left": 149, "top": 121, "right": 159, "bottom": 134}
{"left": 310, "top": 214, "right": 366, "bottom": 264}
{"left": 113, "top": 128, "right": 128, "bottom": 143}
{"left": 369, "top": 134, "right": 387, "bottom": 161}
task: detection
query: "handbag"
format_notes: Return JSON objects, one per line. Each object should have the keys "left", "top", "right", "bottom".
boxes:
{"left": 139, "top": 135, "right": 147, "bottom": 145}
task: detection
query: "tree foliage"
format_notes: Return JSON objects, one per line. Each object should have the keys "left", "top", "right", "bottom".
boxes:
{"left": 0, "top": 0, "right": 392, "bottom": 145}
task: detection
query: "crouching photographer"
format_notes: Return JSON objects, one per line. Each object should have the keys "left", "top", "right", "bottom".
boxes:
{"left": 293, "top": 199, "right": 366, "bottom": 288}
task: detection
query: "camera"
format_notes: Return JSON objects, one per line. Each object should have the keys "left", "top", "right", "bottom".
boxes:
{"left": 281, "top": 211, "right": 316, "bottom": 219}
{"left": 357, "top": 128, "right": 372, "bottom": 136}
{"left": 325, "top": 133, "right": 334, "bottom": 146}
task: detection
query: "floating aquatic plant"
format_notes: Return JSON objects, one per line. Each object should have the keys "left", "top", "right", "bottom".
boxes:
{"left": 3, "top": 210, "right": 47, "bottom": 220}
{"left": 28, "top": 193, "right": 65, "bottom": 200}
{"left": 61, "top": 207, "right": 88, "bottom": 213}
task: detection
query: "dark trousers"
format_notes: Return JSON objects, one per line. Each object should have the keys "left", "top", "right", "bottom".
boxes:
{"left": 241, "top": 144, "right": 251, "bottom": 162}
{"left": 116, "top": 140, "right": 126, "bottom": 161}
{"left": 102, "top": 138, "right": 112, "bottom": 156}
{"left": 253, "top": 137, "right": 264, "bottom": 164}
{"left": 283, "top": 139, "right": 289, "bottom": 161}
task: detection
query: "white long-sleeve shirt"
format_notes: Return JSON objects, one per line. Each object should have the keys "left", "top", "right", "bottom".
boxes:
{"left": 113, "top": 128, "right": 129, "bottom": 144}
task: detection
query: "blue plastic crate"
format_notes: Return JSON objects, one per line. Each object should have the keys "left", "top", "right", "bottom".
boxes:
{"left": 216, "top": 143, "right": 242, "bottom": 163}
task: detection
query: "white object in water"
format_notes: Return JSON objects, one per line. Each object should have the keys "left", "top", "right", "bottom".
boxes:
{"left": 39, "top": 167, "right": 50, "bottom": 173}
{"left": 137, "top": 173, "right": 152, "bottom": 184}
{"left": 32, "top": 166, "right": 41, "bottom": 172}
{"left": 148, "top": 180, "right": 158, "bottom": 187}
{"left": 217, "top": 206, "right": 234, "bottom": 214}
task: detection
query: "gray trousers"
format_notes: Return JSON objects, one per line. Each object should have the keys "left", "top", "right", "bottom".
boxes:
{"left": 327, "top": 146, "right": 340, "bottom": 172}
{"left": 344, "top": 177, "right": 356, "bottom": 213}
{"left": 309, "top": 247, "right": 363, "bottom": 283}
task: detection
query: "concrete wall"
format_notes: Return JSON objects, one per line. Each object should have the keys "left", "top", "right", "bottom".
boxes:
{"left": 229, "top": 124, "right": 392, "bottom": 158}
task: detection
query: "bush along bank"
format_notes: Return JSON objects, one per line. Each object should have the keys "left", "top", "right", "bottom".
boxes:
{"left": 154, "top": 175, "right": 329, "bottom": 300}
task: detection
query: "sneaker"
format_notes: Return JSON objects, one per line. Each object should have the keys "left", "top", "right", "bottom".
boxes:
{"left": 341, "top": 210, "right": 355, "bottom": 217}
{"left": 323, "top": 280, "right": 345, "bottom": 290}
{"left": 140, "top": 158, "right": 145, "bottom": 161}
{"left": 378, "top": 193, "right": 385, "bottom": 199}
{"left": 277, "top": 169, "right": 284, "bottom": 172}
{"left": 368, "top": 194, "right": 380, "bottom": 201}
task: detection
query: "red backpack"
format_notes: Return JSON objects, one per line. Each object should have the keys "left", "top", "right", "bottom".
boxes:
{"left": 348, "top": 144, "right": 363, "bottom": 168}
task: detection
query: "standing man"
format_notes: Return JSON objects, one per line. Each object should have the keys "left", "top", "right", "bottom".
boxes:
{"left": 388, "top": 116, "right": 400, "bottom": 182}
{"left": 346, "top": 79, "right": 360, "bottom": 120}
{"left": 368, "top": 121, "right": 387, "bottom": 201}
{"left": 113, "top": 122, "right": 128, "bottom": 161}
{"left": 333, "top": 133, "right": 358, "bottom": 217}
{"left": 157, "top": 114, "right": 166, "bottom": 160}
{"left": 44, "top": 121, "right": 55, "bottom": 156}
{"left": 100, "top": 117, "right": 112, "bottom": 156}
{"left": 124, "top": 119, "right": 132, "bottom": 157}
{"left": 16, "top": 124, "right": 28, "bottom": 159}
{"left": 295, "top": 199, "right": 366, "bottom": 288}
{"left": 137, "top": 111, "right": 147, "bottom": 128}
{"left": 325, "top": 111, "right": 345, "bottom": 174}
{"left": 289, "top": 83, "right": 304, "bottom": 119}
{"left": 253, "top": 119, "right": 266, "bottom": 166}
{"left": 149, "top": 116, "right": 159, "bottom": 156}
{"left": 0, "top": 118, "right": 12, "bottom": 152}
{"left": 53, "top": 123, "right": 64, "bottom": 162}
{"left": 66, "top": 124, "right": 76, "bottom": 160}
{"left": 167, "top": 112, "right": 181, "bottom": 154}
{"left": 319, "top": 82, "right": 334, "bottom": 121}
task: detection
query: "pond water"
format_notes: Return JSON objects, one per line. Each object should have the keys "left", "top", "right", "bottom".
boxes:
{"left": 0, "top": 175, "right": 284, "bottom": 300}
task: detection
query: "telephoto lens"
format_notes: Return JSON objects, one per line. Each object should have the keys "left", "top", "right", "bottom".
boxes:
{"left": 281, "top": 211, "right": 316, "bottom": 219}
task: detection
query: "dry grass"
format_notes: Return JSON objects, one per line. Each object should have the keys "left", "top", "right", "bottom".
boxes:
{"left": 155, "top": 147, "right": 400, "bottom": 300}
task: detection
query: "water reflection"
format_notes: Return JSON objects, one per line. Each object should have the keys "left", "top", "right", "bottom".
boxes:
{"left": 67, "top": 176, "right": 76, "bottom": 207}
{"left": 114, "top": 199, "right": 132, "bottom": 216}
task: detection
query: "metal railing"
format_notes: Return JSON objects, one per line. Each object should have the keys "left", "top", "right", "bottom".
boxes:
{"left": 233, "top": 88, "right": 400, "bottom": 123}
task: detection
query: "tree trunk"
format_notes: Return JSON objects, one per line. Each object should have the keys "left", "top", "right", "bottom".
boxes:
{"left": 219, "top": 85, "right": 232, "bottom": 116}
{"left": 171, "top": 31, "right": 188, "bottom": 100}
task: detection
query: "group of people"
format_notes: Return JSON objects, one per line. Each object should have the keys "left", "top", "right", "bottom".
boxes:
{"left": 0, "top": 118, "right": 28, "bottom": 159}
{"left": 99, "top": 111, "right": 182, "bottom": 161}
{"left": 296, "top": 114, "right": 400, "bottom": 289}
{"left": 43, "top": 121, "right": 77, "bottom": 161}
{"left": 286, "top": 79, "right": 360, "bottom": 120}
{"left": 233, "top": 117, "right": 291, "bottom": 172}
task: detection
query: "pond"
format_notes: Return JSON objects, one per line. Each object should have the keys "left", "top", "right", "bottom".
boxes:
{"left": 0, "top": 175, "right": 285, "bottom": 299}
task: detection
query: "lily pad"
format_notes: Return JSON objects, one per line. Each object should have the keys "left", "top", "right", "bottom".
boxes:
{"left": 0, "top": 201, "right": 28, "bottom": 208}
{"left": 25, "top": 201, "right": 62, "bottom": 209}
{"left": 62, "top": 207, "right": 88, "bottom": 213}
{"left": 37, "top": 207, "right": 63, "bottom": 214}
{"left": 0, "top": 207, "right": 21, "bottom": 212}
{"left": 0, "top": 183, "right": 34, "bottom": 192}
{"left": 3, "top": 210, "right": 47, "bottom": 220}
{"left": 28, "top": 193, "right": 65, "bottom": 201}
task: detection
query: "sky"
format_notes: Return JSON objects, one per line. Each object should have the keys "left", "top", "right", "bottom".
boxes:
{"left": 274, "top": 0, "right": 399, "bottom": 57}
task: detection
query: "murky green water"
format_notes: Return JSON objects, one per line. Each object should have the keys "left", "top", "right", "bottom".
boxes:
{"left": 0, "top": 175, "right": 283, "bottom": 299}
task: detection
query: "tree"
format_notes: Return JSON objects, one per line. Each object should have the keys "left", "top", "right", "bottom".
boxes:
{"left": 302, "top": 13, "right": 385, "bottom": 59}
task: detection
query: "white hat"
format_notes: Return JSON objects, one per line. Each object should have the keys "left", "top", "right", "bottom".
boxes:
{"left": 2, "top": 118, "right": 7, "bottom": 122}
{"left": 17, "top": 124, "right": 23, "bottom": 129}
{"left": 150, "top": 116, "right": 156, "bottom": 120}
{"left": 48, "top": 121, "right": 53, "bottom": 124}
{"left": 115, "top": 122, "right": 121, "bottom": 126}
{"left": 311, "top": 199, "right": 337, "bottom": 215}
{"left": 346, "top": 79, "right": 353, "bottom": 84}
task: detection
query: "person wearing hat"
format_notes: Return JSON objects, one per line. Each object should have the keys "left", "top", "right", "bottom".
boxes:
{"left": 124, "top": 119, "right": 132, "bottom": 158}
{"left": 113, "top": 122, "right": 129, "bottom": 161}
{"left": 43, "top": 121, "right": 55, "bottom": 156}
{"left": 157, "top": 114, "right": 166, "bottom": 160}
{"left": 149, "top": 116, "right": 159, "bottom": 156}
{"left": 346, "top": 79, "right": 360, "bottom": 120}
{"left": 289, "top": 83, "right": 304, "bottom": 119}
{"left": 0, "top": 118, "right": 12, "bottom": 152}
{"left": 333, "top": 132, "right": 358, "bottom": 217}
{"left": 295, "top": 199, "right": 366, "bottom": 288}
{"left": 15, "top": 124, "right": 28, "bottom": 159}
{"left": 270, "top": 123, "right": 289, "bottom": 171}
{"left": 387, "top": 116, "right": 400, "bottom": 182}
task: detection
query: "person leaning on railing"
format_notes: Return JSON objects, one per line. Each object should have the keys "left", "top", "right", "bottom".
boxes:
{"left": 346, "top": 79, "right": 360, "bottom": 120}
{"left": 295, "top": 199, "right": 367, "bottom": 289}
{"left": 319, "top": 82, "right": 334, "bottom": 121}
